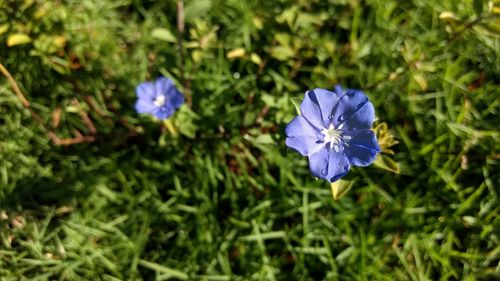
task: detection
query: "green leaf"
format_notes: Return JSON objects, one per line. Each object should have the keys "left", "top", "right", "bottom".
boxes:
{"left": 138, "top": 260, "right": 188, "bottom": 280}
{"left": 185, "top": 0, "right": 212, "bottom": 20}
{"left": 261, "top": 94, "right": 276, "bottom": 107}
{"left": 174, "top": 105, "right": 198, "bottom": 139}
{"left": 6, "top": 33, "right": 32, "bottom": 47}
{"left": 276, "top": 6, "right": 297, "bottom": 28}
{"left": 270, "top": 46, "right": 295, "bottom": 61}
{"left": 477, "top": 20, "right": 500, "bottom": 37}
{"left": 0, "top": 24, "right": 9, "bottom": 36}
{"left": 290, "top": 97, "right": 302, "bottom": 115}
{"left": 250, "top": 134, "right": 274, "bottom": 144}
{"left": 473, "top": 0, "right": 484, "bottom": 16}
{"left": 330, "top": 179, "right": 354, "bottom": 200}
{"left": 373, "top": 155, "right": 400, "bottom": 174}
{"left": 250, "top": 53, "right": 262, "bottom": 65}
{"left": 412, "top": 73, "right": 428, "bottom": 91}
{"left": 151, "top": 28, "right": 176, "bottom": 42}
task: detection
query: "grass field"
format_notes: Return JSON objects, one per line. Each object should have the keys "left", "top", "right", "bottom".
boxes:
{"left": 1, "top": 0, "right": 499, "bottom": 280}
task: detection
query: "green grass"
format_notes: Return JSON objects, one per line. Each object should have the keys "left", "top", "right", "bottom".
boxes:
{"left": 1, "top": 0, "right": 499, "bottom": 280}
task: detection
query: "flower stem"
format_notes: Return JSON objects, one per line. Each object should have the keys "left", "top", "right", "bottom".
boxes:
{"left": 163, "top": 119, "right": 178, "bottom": 136}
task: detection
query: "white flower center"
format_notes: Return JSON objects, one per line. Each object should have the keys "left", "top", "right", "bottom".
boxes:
{"left": 321, "top": 124, "right": 347, "bottom": 152}
{"left": 322, "top": 124, "right": 341, "bottom": 143}
{"left": 154, "top": 95, "right": 166, "bottom": 107}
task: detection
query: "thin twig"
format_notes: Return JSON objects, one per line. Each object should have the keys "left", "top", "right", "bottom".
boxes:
{"left": 0, "top": 65, "right": 30, "bottom": 107}
{"left": 0, "top": 62, "right": 59, "bottom": 143}
{"left": 0, "top": 62, "right": 95, "bottom": 146}
{"left": 71, "top": 98, "right": 96, "bottom": 134}
{"left": 52, "top": 107, "right": 62, "bottom": 128}
{"left": 177, "top": 0, "right": 185, "bottom": 73}
{"left": 177, "top": 0, "right": 192, "bottom": 107}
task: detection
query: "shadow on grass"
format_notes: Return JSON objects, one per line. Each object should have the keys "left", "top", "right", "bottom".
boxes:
{"left": 2, "top": 126, "right": 168, "bottom": 210}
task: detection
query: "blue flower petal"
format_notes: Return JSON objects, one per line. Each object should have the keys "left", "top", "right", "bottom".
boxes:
{"left": 286, "top": 137, "right": 324, "bottom": 157}
{"left": 342, "top": 101, "right": 375, "bottom": 130}
{"left": 135, "top": 100, "right": 156, "bottom": 114}
{"left": 135, "top": 77, "right": 185, "bottom": 119}
{"left": 343, "top": 129, "right": 380, "bottom": 166}
{"left": 285, "top": 116, "right": 324, "bottom": 156}
{"left": 153, "top": 107, "right": 175, "bottom": 120}
{"left": 300, "top": 89, "right": 340, "bottom": 129}
{"left": 286, "top": 116, "right": 321, "bottom": 138}
{"left": 170, "top": 88, "right": 185, "bottom": 109}
{"left": 285, "top": 86, "right": 379, "bottom": 182}
{"left": 155, "top": 77, "right": 173, "bottom": 97}
{"left": 331, "top": 89, "right": 372, "bottom": 129}
{"left": 308, "top": 148, "right": 350, "bottom": 182}
{"left": 333, "top": 85, "right": 344, "bottom": 96}
{"left": 344, "top": 145, "right": 378, "bottom": 167}
{"left": 343, "top": 129, "right": 380, "bottom": 151}
{"left": 156, "top": 77, "right": 184, "bottom": 110}
{"left": 136, "top": 82, "right": 156, "bottom": 101}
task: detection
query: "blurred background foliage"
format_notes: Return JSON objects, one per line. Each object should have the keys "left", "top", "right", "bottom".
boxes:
{"left": 0, "top": 0, "right": 499, "bottom": 280}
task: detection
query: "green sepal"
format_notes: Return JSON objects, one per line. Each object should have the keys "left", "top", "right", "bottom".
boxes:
{"left": 330, "top": 179, "right": 354, "bottom": 200}
{"left": 373, "top": 154, "right": 400, "bottom": 174}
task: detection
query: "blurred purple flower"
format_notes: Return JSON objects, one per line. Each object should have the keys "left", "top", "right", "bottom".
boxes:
{"left": 135, "top": 77, "right": 184, "bottom": 120}
{"left": 285, "top": 85, "right": 380, "bottom": 182}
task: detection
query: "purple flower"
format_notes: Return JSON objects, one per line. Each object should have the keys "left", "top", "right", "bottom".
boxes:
{"left": 135, "top": 77, "right": 184, "bottom": 120}
{"left": 285, "top": 86, "right": 380, "bottom": 182}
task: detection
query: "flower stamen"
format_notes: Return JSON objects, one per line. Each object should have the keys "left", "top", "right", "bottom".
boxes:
{"left": 321, "top": 124, "right": 343, "bottom": 150}
{"left": 154, "top": 95, "right": 166, "bottom": 107}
